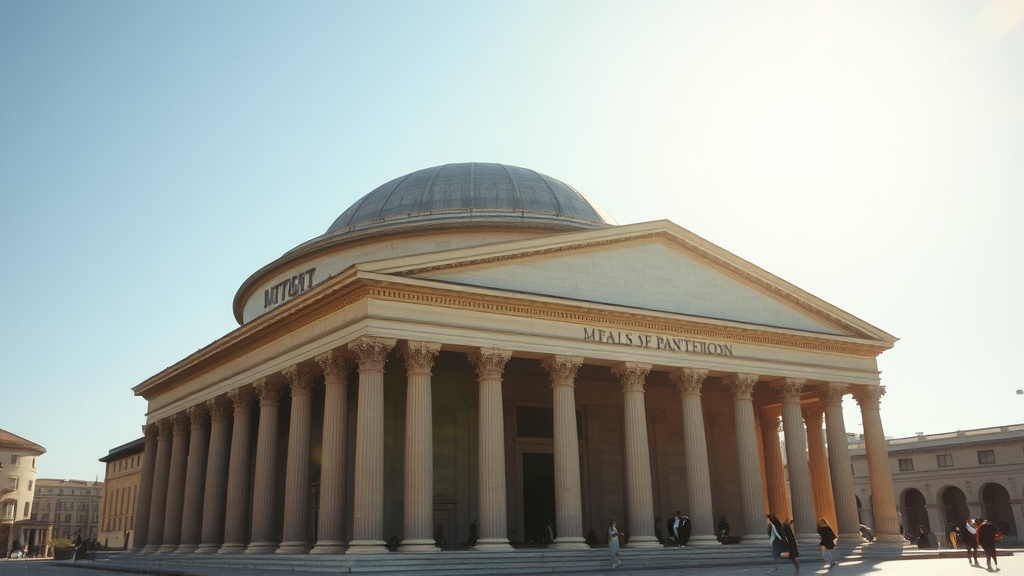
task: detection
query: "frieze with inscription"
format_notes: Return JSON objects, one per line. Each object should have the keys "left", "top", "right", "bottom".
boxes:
{"left": 583, "top": 327, "right": 734, "bottom": 356}
{"left": 264, "top": 268, "right": 316, "bottom": 309}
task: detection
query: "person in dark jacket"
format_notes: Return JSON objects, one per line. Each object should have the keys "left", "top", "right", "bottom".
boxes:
{"left": 963, "top": 518, "right": 979, "bottom": 566}
{"left": 916, "top": 525, "right": 930, "bottom": 549}
{"left": 782, "top": 519, "right": 800, "bottom": 571}
{"left": 817, "top": 518, "right": 837, "bottom": 567}
{"left": 679, "top": 515, "right": 692, "bottom": 546}
{"left": 976, "top": 518, "right": 999, "bottom": 571}
{"left": 767, "top": 515, "right": 790, "bottom": 573}
{"left": 718, "top": 517, "right": 730, "bottom": 541}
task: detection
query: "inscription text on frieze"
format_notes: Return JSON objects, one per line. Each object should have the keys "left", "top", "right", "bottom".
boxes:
{"left": 583, "top": 327, "right": 733, "bottom": 356}
{"left": 264, "top": 268, "right": 316, "bottom": 309}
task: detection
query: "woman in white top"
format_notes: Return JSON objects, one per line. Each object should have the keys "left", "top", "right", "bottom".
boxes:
{"left": 608, "top": 519, "right": 623, "bottom": 568}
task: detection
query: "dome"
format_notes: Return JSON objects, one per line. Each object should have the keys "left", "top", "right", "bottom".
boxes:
{"left": 324, "top": 162, "right": 617, "bottom": 240}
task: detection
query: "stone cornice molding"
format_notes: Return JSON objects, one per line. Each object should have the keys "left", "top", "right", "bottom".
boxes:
{"left": 227, "top": 386, "right": 255, "bottom": 412}
{"left": 724, "top": 373, "right": 759, "bottom": 401}
{"left": 854, "top": 385, "right": 886, "bottom": 410}
{"left": 348, "top": 336, "right": 397, "bottom": 372}
{"left": 187, "top": 404, "right": 210, "bottom": 429}
{"left": 254, "top": 377, "right": 286, "bottom": 406}
{"left": 542, "top": 355, "right": 583, "bottom": 388}
{"left": 818, "top": 383, "right": 849, "bottom": 409}
{"left": 401, "top": 341, "right": 442, "bottom": 377}
{"left": 207, "top": 396, "right": 232, "bottom": 422}
{"left": 171, "top": 412, "right": 190, "bottom": 435}
{"left": 315, "top": 350, "right": 352, "bottom": 386}
{"left": 283, "top": 365, "right": 318, "bottom": 397}
{"left": 470, "top": 346, "right": 512, "bottom": 381}
{"left": 613, "top": 362, "right": 651, "bottom": 393}
{"left": 771, "top": 378, "right": 806, "bottom": 403}
{"left": 671, "top": 367, "right": 708, "bottom": 397}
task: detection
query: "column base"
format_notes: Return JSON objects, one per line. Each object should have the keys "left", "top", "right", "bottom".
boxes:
{"left": 275, "top": 541, "right": 312, "bottom": 554}
{"left": 838, "top": 532, "right": 863, "bottom": 544}
{"left": 873, "top": 533, "right": 908, "bottom": 544}
{"left": 217, "top": 543, "right": 247, "bottom": 554}
{"left": 310, "top": 541, "right": 348, "bottom": 554}
{"left": 687, "top": 535, "right": 721, "bottom": 547}
{"left": 473, "top": 538, "right": 513, "bottom": 550}
{"left": 193, "top": 543, "right": 221, "bottom": 554}
{"left": 345, "top": 539, "right": 389, "bottom": 554}
{"left": 398, "top": 539, "right": 439, "bottom": 553}
{"left": 174, "top": 544, "right": 198, "bottom": 554}
{"left": 552, "top": 537, "right": 590, "bottom": 550}
{"left": 796, "top": 533, "right": 819, "bottom": 545}
{"left": 156, "top": 544, "right": 178, "bottom": 553}
{"left": 625, "top": 535, "right": 662, "bottom": 548}
{"left": 141, "top": 544, "right": 161, "bottom": 554}
{"left": 244, "top": 541, "right": 279, "bottom": 554}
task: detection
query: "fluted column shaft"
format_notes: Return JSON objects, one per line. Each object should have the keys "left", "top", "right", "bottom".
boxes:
{"left": 346, "top": 337, "right": 397, "bottom": 554}
{"left": 725, "top": 374, "right": 767, "bottom": 543}
{"left": 855, "top": 385, "right": 903, "bottom": 542}
{"left": 672, "top": 368, "right": 716, "bottom": 545}
{"left": 398, "top": 341, "right": 442, "bottom": 552}
{"left": 219, "top": 387, "right": 255, "bottom": 554}
{"left": 470, "top": 347, "right": 514, "bottom": 550}
{"left": 197, "top": 396, "right": 233, "bottom": 553}
{"left": 312, "top": 351, "right": 351, "bottom": 554}
{"left": 133, "top": 424, "right": 159, "bottom": 551}
{"left": 159, "top": 413, "right": 191, "bottom": 552}
{"left": 178, "top": 405, "right": 211, "bottom": 552}
{"left": 143, "top": 419, "right": 173, "bottom": 552}
{"left": 246, "top": 378, "right": 286, "bottom": 553}
{"left": 773, "top": 379, "right": 817, "bottom": 541}
{"left": 277, "top": 366, "right": 318, "bottom": 554}
{"left": 613, "top": 362, "right": 660, "bottom": 548}
{"left": 543, "top": 356, "right": 588, "bottom": 550}
{"left": 803, "top": 406, "right": 836, "bottom": 531}
{"left": 760, "top": 413, "right": 790, "bottom": 520}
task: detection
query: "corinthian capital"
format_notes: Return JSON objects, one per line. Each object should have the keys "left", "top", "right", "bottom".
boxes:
{"left": 613, "top": 362, "right": 651, "bottom": 393}
{"left": 671, "top": 367, "right": 708, "bottom": 397}
{"left": 854, "top": 385, "right": 886, "bottom": 410}
{"left": 724, "top": 373, "right": 759, "bottom": 401}
{"left": 171, "top": 411, "right": 190, "bottom": 435}
{"left": 348, "top": 337, "right": 397, "bottom": 372}
{"left": 542, "top": 355, "right": 583, "bottom": 388}
{"left": 470, "top": 346, "right": 512, "bottom": 381}
{"left": 227, "top": 386, "right": 255, "bottom": 412}
{"left": 817, "top": 382, "right": 849, "bottom": 409}
{"left": 315, "top": 350, "right": 351, "bottom": 386}
{"left": 144, "top": 422, "right": 159, "bottom": 440}
{"left": 187, "top": 404, "right": 210, "bottom": 429}
{"left": 771, "top": 378, "right": 806, "bottom": 402}
{"left": 253, "top": 377, "right": 286, "bottom": 405}
{"left": 401, "top": 341, "right": 442, "bottom": 377}
{"left": 207, "top": 395, "right": 232, "bottom": 422}
{"left": 283, "top": 364, "right": 318, "bottom": 397}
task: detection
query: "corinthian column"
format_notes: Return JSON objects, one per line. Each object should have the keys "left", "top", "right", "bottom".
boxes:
{"left": 178, "top": 405, "right": 211, "bottom": 553}
{"left": 803, "top": 405, "right": 836, "bottom": 531}
{"left": 612, "top": 362, "right": 659, "bottom": 548}
{"left": 772, "top": 378, "right": 817, "bottom": 541}
{"left": 312, "top": 351, "right": 352, "bottom": 554}
{"left": 817, "top": 383, "right": 860, "bottom": 539}
{"left": 469, "top": 347, "right": 513, "bottom": 550}
{"left": 159, "top": 412, "right": 191, "bottom": 553}
{"left": 245, "top": 378, "right": 287, "bottom": 554}
{"left": 219, "top": 387, "right": 255, "bottom": 554}
{"left": 277, "top": 365, "right": 318, "bottom": 554}
{"left": 346, "top": 337, "right": 397, "bottom": 555}
{"left": 854, "top": 385, "right": 902, "bottom": 542}
{"left": 143, "top": 419, "right": 173, "bottom": 553}
{"left": 398, "top": 341, "right": 442, "bottom": 553}
{"left": 542, "top": 355, "right": 588, "bottom": 550}
{"left": 133, "top": 423, "right": 159, "bottom": 551}
{"left": 760, "top": 412, "right": 790, "bottom": 520}
{"left": 197, "top": 396, "right": 232, "bottom": 553}
{"left": 670, "top": 368, "right": 716, "bottom": 545}
{"left": 724, "top": 373, "right": 767, "bottom": 543}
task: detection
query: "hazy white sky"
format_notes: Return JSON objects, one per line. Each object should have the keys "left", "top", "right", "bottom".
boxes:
{"left": 2, "top": 1, "right": 1022, "bottom": 481}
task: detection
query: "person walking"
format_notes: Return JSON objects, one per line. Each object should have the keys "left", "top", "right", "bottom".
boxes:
{"left": 816, "top": 518, "right": 837, "bottom": 568}
{"left": 608, "top": 519, "right": 623, "bottom": 569}
{"left": 976, "top": 518, "right": 999, "bottom": 572}
{"left": 782, "top": 518, "right": 801, "bottom": 572}
{"left": 963, "top": 518, "right": 979, "bottom": 566}
{"left": 946, "top": 521, "right": 959, "bottom": 549}
{"left": 767, "top": 515, "right": 798, "bottom": 574}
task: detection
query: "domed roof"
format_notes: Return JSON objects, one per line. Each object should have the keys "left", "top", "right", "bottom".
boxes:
{"left": 325, "top": 162, "right": 617, "bottom": 239}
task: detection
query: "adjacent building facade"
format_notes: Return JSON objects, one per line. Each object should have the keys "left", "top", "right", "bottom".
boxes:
{"left": 130, "top": 163, "right": 904, "bottom": 558}
{"left": 32, "top": 479, "right": 103, "bottom": 543}
{"left": 851, "top": 423, "right": 1024, "bottom": 547}
{"left": 98, "top": 437, "right": 145, "bottom": 549}
{"left": 0, "top": 429, "right": 45, "bottom": 555}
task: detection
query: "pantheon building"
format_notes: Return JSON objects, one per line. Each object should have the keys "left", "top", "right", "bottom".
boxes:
{"left": 132, "top": 163, "right": 903, "bottom": 557}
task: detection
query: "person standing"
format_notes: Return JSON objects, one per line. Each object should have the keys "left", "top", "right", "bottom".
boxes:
{"left": 608, "top": 519, "right": 623, "bottom": 569}
{"left": 963, "top": 518, "right": 979, "bottom": 566}
{"left": 543, "top": 520, "right": 555, "bottom": 544}
{"left": 672, "top": 512, "right": 683, "bottom": 547}
{"left": 946, "top": 521, "right": 959, "bottom": 549}
{"left": 916, "top": 525, "right": 930, "bottom": 549}
{"left": 680, "top": 515, "right": 692, "bottom": 546}
{"left": 817, "top": 518, "right": 837, "bottom": 567}
{"left": 654, "top": 516, "right": 664, "bottom": 545}
{"left": 976, "top": 518, "right": 999, "bottom": 571}
{"left": 718, "top": 517, "right": 730, "bottom": 542}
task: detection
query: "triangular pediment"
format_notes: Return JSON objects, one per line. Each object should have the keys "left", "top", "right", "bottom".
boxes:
{"left": 359, "top": 221, "right": 895, "bottom": 342}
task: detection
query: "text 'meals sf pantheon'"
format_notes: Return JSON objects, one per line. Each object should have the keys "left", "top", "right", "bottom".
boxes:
{"left": 131, "top": 162, "right": 902, "bottom": 556}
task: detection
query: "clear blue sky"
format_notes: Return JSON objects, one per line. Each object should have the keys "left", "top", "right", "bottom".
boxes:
{"left": 2, "top": 1, "right": 1022, "bottom": 482}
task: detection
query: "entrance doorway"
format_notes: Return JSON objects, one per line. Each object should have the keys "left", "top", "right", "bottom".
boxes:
{"left": 521, "top": 452, "right": 555, "bottom": 544}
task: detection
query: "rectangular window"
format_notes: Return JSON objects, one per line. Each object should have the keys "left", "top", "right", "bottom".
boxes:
{"left": 27, "top": 480, "right": 32, "bottom": 492}
{"left": 9, "top": 455, "right": 16, "bottom": 465}
{"left": 898, "top": 458, "right": 914, "bottom": 471}
{"left": 978, "top": 449, "right": 996, "bottom": 464}
{"left": 42, "top": 513, "right": 48, "bottom": 521}
{"left": 23, "top": 501, "right": 30, "bottom": 518}
{"left": 2, "top": 502, "right": 14, "bottom": 520}
{"left": 8, "top": 477, "right": 18, "bottom": 490}
{"left": 937, "top": 454, "right": 954, "bottom": 468}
